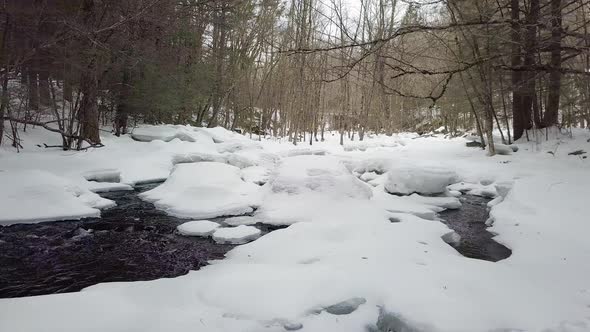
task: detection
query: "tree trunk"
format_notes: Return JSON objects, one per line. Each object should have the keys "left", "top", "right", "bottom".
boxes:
{"left": 521, "top": 0, "right": 540, "bottom": 131}
{"left": 78, "top": 69, "right": 101, "bottom": 147}
{"left": 511, "top": 0, "right": 525, "bottom": 140}
{"left": 544, "top": 0, "right": 562, "bottom": 127}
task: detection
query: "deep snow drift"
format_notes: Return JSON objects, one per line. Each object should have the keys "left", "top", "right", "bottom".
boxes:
{"left": 1, "top": 124, "right": 590, "bottom": 332}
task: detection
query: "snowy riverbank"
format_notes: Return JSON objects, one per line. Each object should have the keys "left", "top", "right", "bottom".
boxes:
{"left": 1, "top": 125, "right": 590, "bottom": 332}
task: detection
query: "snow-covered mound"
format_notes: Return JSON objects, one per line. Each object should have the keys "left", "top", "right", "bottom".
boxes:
{"left": 256, "top": 155, "right": 373, "bottom": 224}
{"left": 0, "top": 170, "right": 113, "bottom": 225}
{"left": 140, "top": 162, "right": 261, "bottom": 219}
{"left": 385, "top": 165, "right": 459, "bottom": 195}
{"left": 131, "top": 125, "right": 199, "bottom": 142}
{"left": 177, "top": 220, "right": 220, "bottom": 236}
{"left": 212, "top": 225, "right": 262, "bottom": 244}
{"left": 270, "top": 155, "right": 371, "bottom": 199}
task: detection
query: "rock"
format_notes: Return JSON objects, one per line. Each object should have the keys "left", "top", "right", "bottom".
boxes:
{"left": 568, "top": 149, "right": 586, "bottom": 156}
{"left": 466, "top": 141, "right": 483, "bottom": 148}
{"left": 324, "top": 297, "right": 367, "bottom": 315}
{"left": 368, "top": 307, "right": 428, "bottom": 332}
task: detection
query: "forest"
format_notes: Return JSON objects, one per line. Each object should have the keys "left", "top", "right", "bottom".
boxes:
{"left": 2, "top": 0, "right": 589, "bottom": 153}
{"left": 1, "top": 2, "right": 590, "bottom": 332}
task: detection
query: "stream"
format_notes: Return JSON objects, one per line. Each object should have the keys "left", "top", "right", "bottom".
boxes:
{"left": 0, "top": 183, "right": 281, "bottom": 299}
{"left": 438, "top": 195, "right": 512, "bottom": 262}
{"left": 0, "top": 183, "right": 511, "bottom": 299}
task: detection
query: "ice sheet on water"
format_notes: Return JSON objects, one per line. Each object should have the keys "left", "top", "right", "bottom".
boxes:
{"left": 223, "top": 216, "right": 258, "bottom": 226}
{"left": 177, "top": 220, "right": 220, "bottom": 236}
{"left": 212, "top": 225, "right": 262, "bottom": 244}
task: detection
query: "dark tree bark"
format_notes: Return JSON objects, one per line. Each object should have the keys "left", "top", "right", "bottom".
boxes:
{"left": 511, "top": 0, "right": 525, "bottom": 140}
{"left": 208, "top": 5, "right": 227, "bottom": 128}
{"left": 521, "top": 0, "right": 540, "bottom": 130}
{"left": 78, "top": 68, "right": 101, "bottom": 147}
{"left": 114, "top": 65, "right": 130, "bottom": 136}
{"left": 544, "top": 0, "right": 562, "bottom": 126}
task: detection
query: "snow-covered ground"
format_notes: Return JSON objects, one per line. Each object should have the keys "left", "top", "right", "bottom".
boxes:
{"left": 1, "top": 124, "right": 590, "bottom": 331}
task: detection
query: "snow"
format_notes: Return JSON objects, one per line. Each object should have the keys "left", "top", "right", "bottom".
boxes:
{"left": 2, "top": 124, "right": 590, "bottom": 332}
{"left": 131, "top": 125, "right": 198, "bottom": 142}
{"left": 140, "top": 162, "right": 261, "bottom": 219}
{"left": 212, "top": 225, "right": 262, "bottom": 244}
{"left": 223, "top": 216, "right": 258, "bottom": 226}
{"left": 177, "top": 220, "right": 220, "bottom": 236}
{"left": 0, "top": 170, "right": 109, "bottom": 225}
{"left": 384, "top": 164, "right": 459, "bottom": 195}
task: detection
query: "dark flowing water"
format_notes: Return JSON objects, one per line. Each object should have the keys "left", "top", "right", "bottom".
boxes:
{"left": 0, "top": 183, "right": 282, "bottom": 299}
{"left": 438, "top": 195, "right": 512, "bottom": 262}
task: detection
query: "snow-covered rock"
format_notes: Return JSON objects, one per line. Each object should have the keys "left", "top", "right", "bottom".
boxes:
{"left": 212, "top": 225, "right": 262, "bottom": 244}
{"left": 324, "top": 297, "right": 367, "bottom": 315}
{"left": 177, "top": 220, "right": 220, "bottom": 236}
{"left": 140, "top": 162, "right": 261, "bottom": 219}
{"left": 82, "top": 169, "right": 121, "bottom": 183}
{"left": 240, "top": 166, "right": 271, "bottom": 185}
{"left": 447, "top": 182, "right": 498, "bottom": 198}
{"left": 385, "top": 166, "right": 459, "bottom": 195}
{"left": 131, "top": 125, "right": 198, "bottom": 142}
{"left": 494, "top": 143, "right": 513, "bottom": 155}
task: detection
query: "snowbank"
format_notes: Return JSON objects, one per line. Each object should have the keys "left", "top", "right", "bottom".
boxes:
{"left": 2, "top": 125, "right": 590, "bottom": 332}
{"left": 0, "top": 170, "right": 111, "bottom": 225}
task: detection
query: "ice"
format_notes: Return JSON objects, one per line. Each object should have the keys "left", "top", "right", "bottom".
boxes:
{"left": 140, "top": 162, "right": 261, "bottom": 219}
{"left": 385, "top": 165, "right": 459, "bottom": 195}
{"left": 177, "top": 220, "right": 220, "bottom": 236}
{"left": 212, "top": 225, "right": 262, "bottom": 244}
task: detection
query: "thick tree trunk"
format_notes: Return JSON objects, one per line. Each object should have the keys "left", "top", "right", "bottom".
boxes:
{"left": 78, "top": 70, "right": 101, "bottom": 147}
{"left": 521, "top": 0, "right": 540, "bottom": 131}
{"left": 511, "top": 0, "right": 525, "bottom": 140}
{"left": 544, "top": 0, "right": 562, "bottom": 127}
